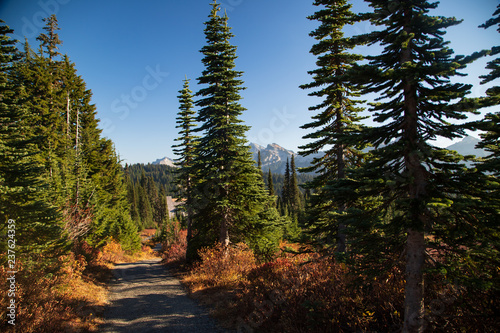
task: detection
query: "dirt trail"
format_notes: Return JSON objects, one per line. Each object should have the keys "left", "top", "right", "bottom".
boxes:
{"left": 101, "top": 257, "right": 228, "bottom": 333}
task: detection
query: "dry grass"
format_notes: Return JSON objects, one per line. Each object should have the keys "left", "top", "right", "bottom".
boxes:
{"left": 178, "top": 242, "right": 499, "bottom": 332}
{"left": 0, "top": 236, "right": 158, "bottom": 333}
{"left": 0, "top": 252, "right": 108, "bottom": 333}
{"left": 183, "top": 243, "right": 256, "bottom": 291}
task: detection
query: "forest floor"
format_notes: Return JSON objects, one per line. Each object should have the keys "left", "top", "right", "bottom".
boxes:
{"left": 100, "top": 246, "right": 229, "bottom": 333}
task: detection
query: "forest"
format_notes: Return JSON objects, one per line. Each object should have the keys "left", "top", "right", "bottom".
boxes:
{"left": 1, "top": 0, "right": 499, "bottom": 332}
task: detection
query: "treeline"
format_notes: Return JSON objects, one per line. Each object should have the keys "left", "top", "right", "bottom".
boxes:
{"left": 0, "top": 15, "right": 141, "bottom": 259}
{"left": 121, "top": 161, "right": 313, "bottom": 233}
{"left": 124, "top": 163, "right": 177, "bottom": 194}
{"left": 123, "top": 164, "right": 176, "bottom": 229}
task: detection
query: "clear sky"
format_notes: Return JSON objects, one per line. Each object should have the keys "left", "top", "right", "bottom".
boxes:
{"left": 1, "top": 0, "right": 498, "bottom": 164}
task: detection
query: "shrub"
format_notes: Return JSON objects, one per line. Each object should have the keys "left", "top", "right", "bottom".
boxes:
{"left": 162, "top": 229, "right": 188, "bottom": 266}
{"left": 184, "top": 243, "right": 257, "bottom": 291}
{"left": 236, "top": 255, "right": 405, "bottom": 333}
{"left": 0, "top": 253, "right": 106, "bottom": 333}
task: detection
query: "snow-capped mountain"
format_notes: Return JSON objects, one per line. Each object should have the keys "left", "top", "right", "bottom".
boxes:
{"left": 445, "top": 136, "right": 487, "bottom": 158}
{"left": 152, "top": 136, "right": 486, "bottom": 173}
{"left": 152, "top": 157, "right": 177, "bottom": 168}
{"left": 249, "top": 143, "right": 323, "bottom": 174}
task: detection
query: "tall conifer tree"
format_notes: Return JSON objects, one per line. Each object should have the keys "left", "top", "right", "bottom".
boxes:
{"left": 173, "top": 77, "right": 198, "bottom": 243}
{"left": 0, "top": 21, "right": 63, "bottom": 254}
{"left": 12, "top": 15, "right": 141, "bottom": 252}
{"left": 289, "top": 155, "right": 302, "bottom": 216}
{"left": 340, "top": 1, "right": 488, "bottom": 331}
{"left": 281, "top": 158, "right": 291, "bottom": 209}
{"left": 189, "top": 0, "right": 280, "bottom": 257}
{"left": 36, "top": 14, "right": 62, "bottom": 62}
{"left": 267, "top": 169, "right": 275, "bottom": 197}
{"left": 300, "top": 0, "right": 366, "bottom": 253}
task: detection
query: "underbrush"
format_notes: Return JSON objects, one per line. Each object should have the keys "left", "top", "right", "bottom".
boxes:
{"left": 184, "top": 243, "right": 256, "bottom": 290}
{"left": 0, "top": 251, "right": 107, "bottom": 333}
{"left": 179, "top": 243, "right": 499, "bottom": 332}
{"left": 0, "top": 237, "right": 156, "bottom": 333}
{"left": 162, "top": 229, "right": 188, "bottom": 266}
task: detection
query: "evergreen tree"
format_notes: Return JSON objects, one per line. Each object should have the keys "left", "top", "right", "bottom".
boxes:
{"left": 125, "top": 172, "right": 141, "bottom": 227}
{"left": 281, "top": 158, "right": 291, "bottom": 210}
{"left": 12, "top": 15, "right": 141, "bottom": 252}
{"left": 289, "top": 154, "right": 302, "bottom": 216}
{"left": 479, "top": 3, "right": 500, "bottom": 102}
{"left": 299, "top": 0, "right": 366, "bottom": 253}
{"left": 257, "top": 150, "right": 264, "bottom": 179}
{"left": 340, "top": 1, "right": 489, "bottom": 331}
{"left": 36, "top": 14, "right": 62, "bottom": 61}
{"left": 267, "top": 169, "right": 275, "bottom": 197}
{"left": 189, "top": 0, "right": 281, "bottom": 258}
{"left": 173, "top": 77, "right": 198, "bottom": 243}
{"left": 0, "top": 21, "right": 63, "bottom": 255}
{"left": 477, "top": 3, "right": 499, "bottom": 177}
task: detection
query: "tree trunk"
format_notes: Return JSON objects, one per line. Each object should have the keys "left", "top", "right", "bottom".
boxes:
{"left": 401, "top": 8, "right": 426, "bottom": 332}
{"left": 220, "top": 211, "right": 230, "bottom": 257}
{"left": 75, "top": 108, "right": 80, "bottom": 206}
{"left": 403, "top": 229, "right": 426, "bottom": 333}
{"left": 336, "top": 74, "right": 347, "bottom": 253}
{"left": 66, "top": 92, "right": 70, "bottom": 140}
{"left": 336, "top": 119, "right": 347, "bottom": 253}
{"left": 186, "top": 175, "right": 193, "bottom": 244}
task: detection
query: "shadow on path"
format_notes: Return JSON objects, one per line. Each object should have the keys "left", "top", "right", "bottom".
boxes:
{"left": 101, "top": 258, "right": 228, "bottom": 333}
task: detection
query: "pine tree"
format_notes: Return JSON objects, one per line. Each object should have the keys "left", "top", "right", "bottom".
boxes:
{"left": 36, "top": 14, "right": 62, "bottom": 61}
{"left": 13, "top": 15, "right": 141, "bottom": 252}
{"left": 173, "top": 77, "right": 198, "bottom": 244}
{"left": 267, "top": 169, "right": 275, "bottom": 197}
{"left": 289, "top": 155, "right": 302, "bottom": 216}
{"left": 125, "top": 172, "right": 141, "bottom": 227}
{"left": 341, "top": 2, "right": 488, "bottom": 331}
{"left": 300, "top": 0, "right": 366, "bottom": 253}
{"left": 257, "top": 150, "right": 264, "bottom": 179}
{"left": 479, "top": 3, "right": 500, "bottom": 102}
{"left": 0, "top": 20, "right": 63, "bottom": 255}
{"left": 477, "top": 3, "right": 500, "bottom": 177}
{"left": 281, "top": 158, "right": 291, "bottom": 210}
{"left": 189, "top": 0, "right": 281, "bottom": 258}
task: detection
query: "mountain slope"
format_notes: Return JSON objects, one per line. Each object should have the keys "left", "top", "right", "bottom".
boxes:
{"left": 445, "top": 136, "right": 487, "bottom": 158}
{"left": 249, "top": 143, "right": 323, "bottom": 174}
{"left": 153, "top": 136, "right": 486, "bottom": 173}
{"left": 152, "top": 157, "right": 177, "bottom": 168}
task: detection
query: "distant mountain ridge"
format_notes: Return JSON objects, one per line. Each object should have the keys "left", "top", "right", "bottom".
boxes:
{"left": 249, "top": 143, "right": 323, "bottom": 174}
{"left": 446, "top": 136, "right": 487, "bottom": 158}
{"left": 152, "top": 156, "right": 177, "bottom": 168}
{"left": 153, "top": 136, "right": 486, "bottom": 173}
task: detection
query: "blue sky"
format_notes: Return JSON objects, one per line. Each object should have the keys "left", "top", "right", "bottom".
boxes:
{"left": 1, "top": 0, "right": 498, "bottom": 164}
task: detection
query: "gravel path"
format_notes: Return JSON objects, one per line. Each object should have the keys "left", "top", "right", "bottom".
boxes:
{"left": 101, "top": 257, "right": 228, "bottom": 333}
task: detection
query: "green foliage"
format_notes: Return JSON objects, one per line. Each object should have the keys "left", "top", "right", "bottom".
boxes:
{"left": 124, "top": 163, "right": 177, "bottom": 194}
{"left": 186, "top": 1, "right": 282, "bottom": 259}
{"left": 173, "top": 77, "right": 198, "bottom": 243}
{"left": 299, "top": 0, "right": 367, "bottom": 253}
{"left": 0, "top": 20, "right": 64, "bottom": 256}
{"left": 1, "top": 16, "right": 141, "bottom": 255}
{"left": 123, "top": 164, "right": 174, "bottom": 229}
{"left": 318, "top": 1, "right": 499, "bottom": 331}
